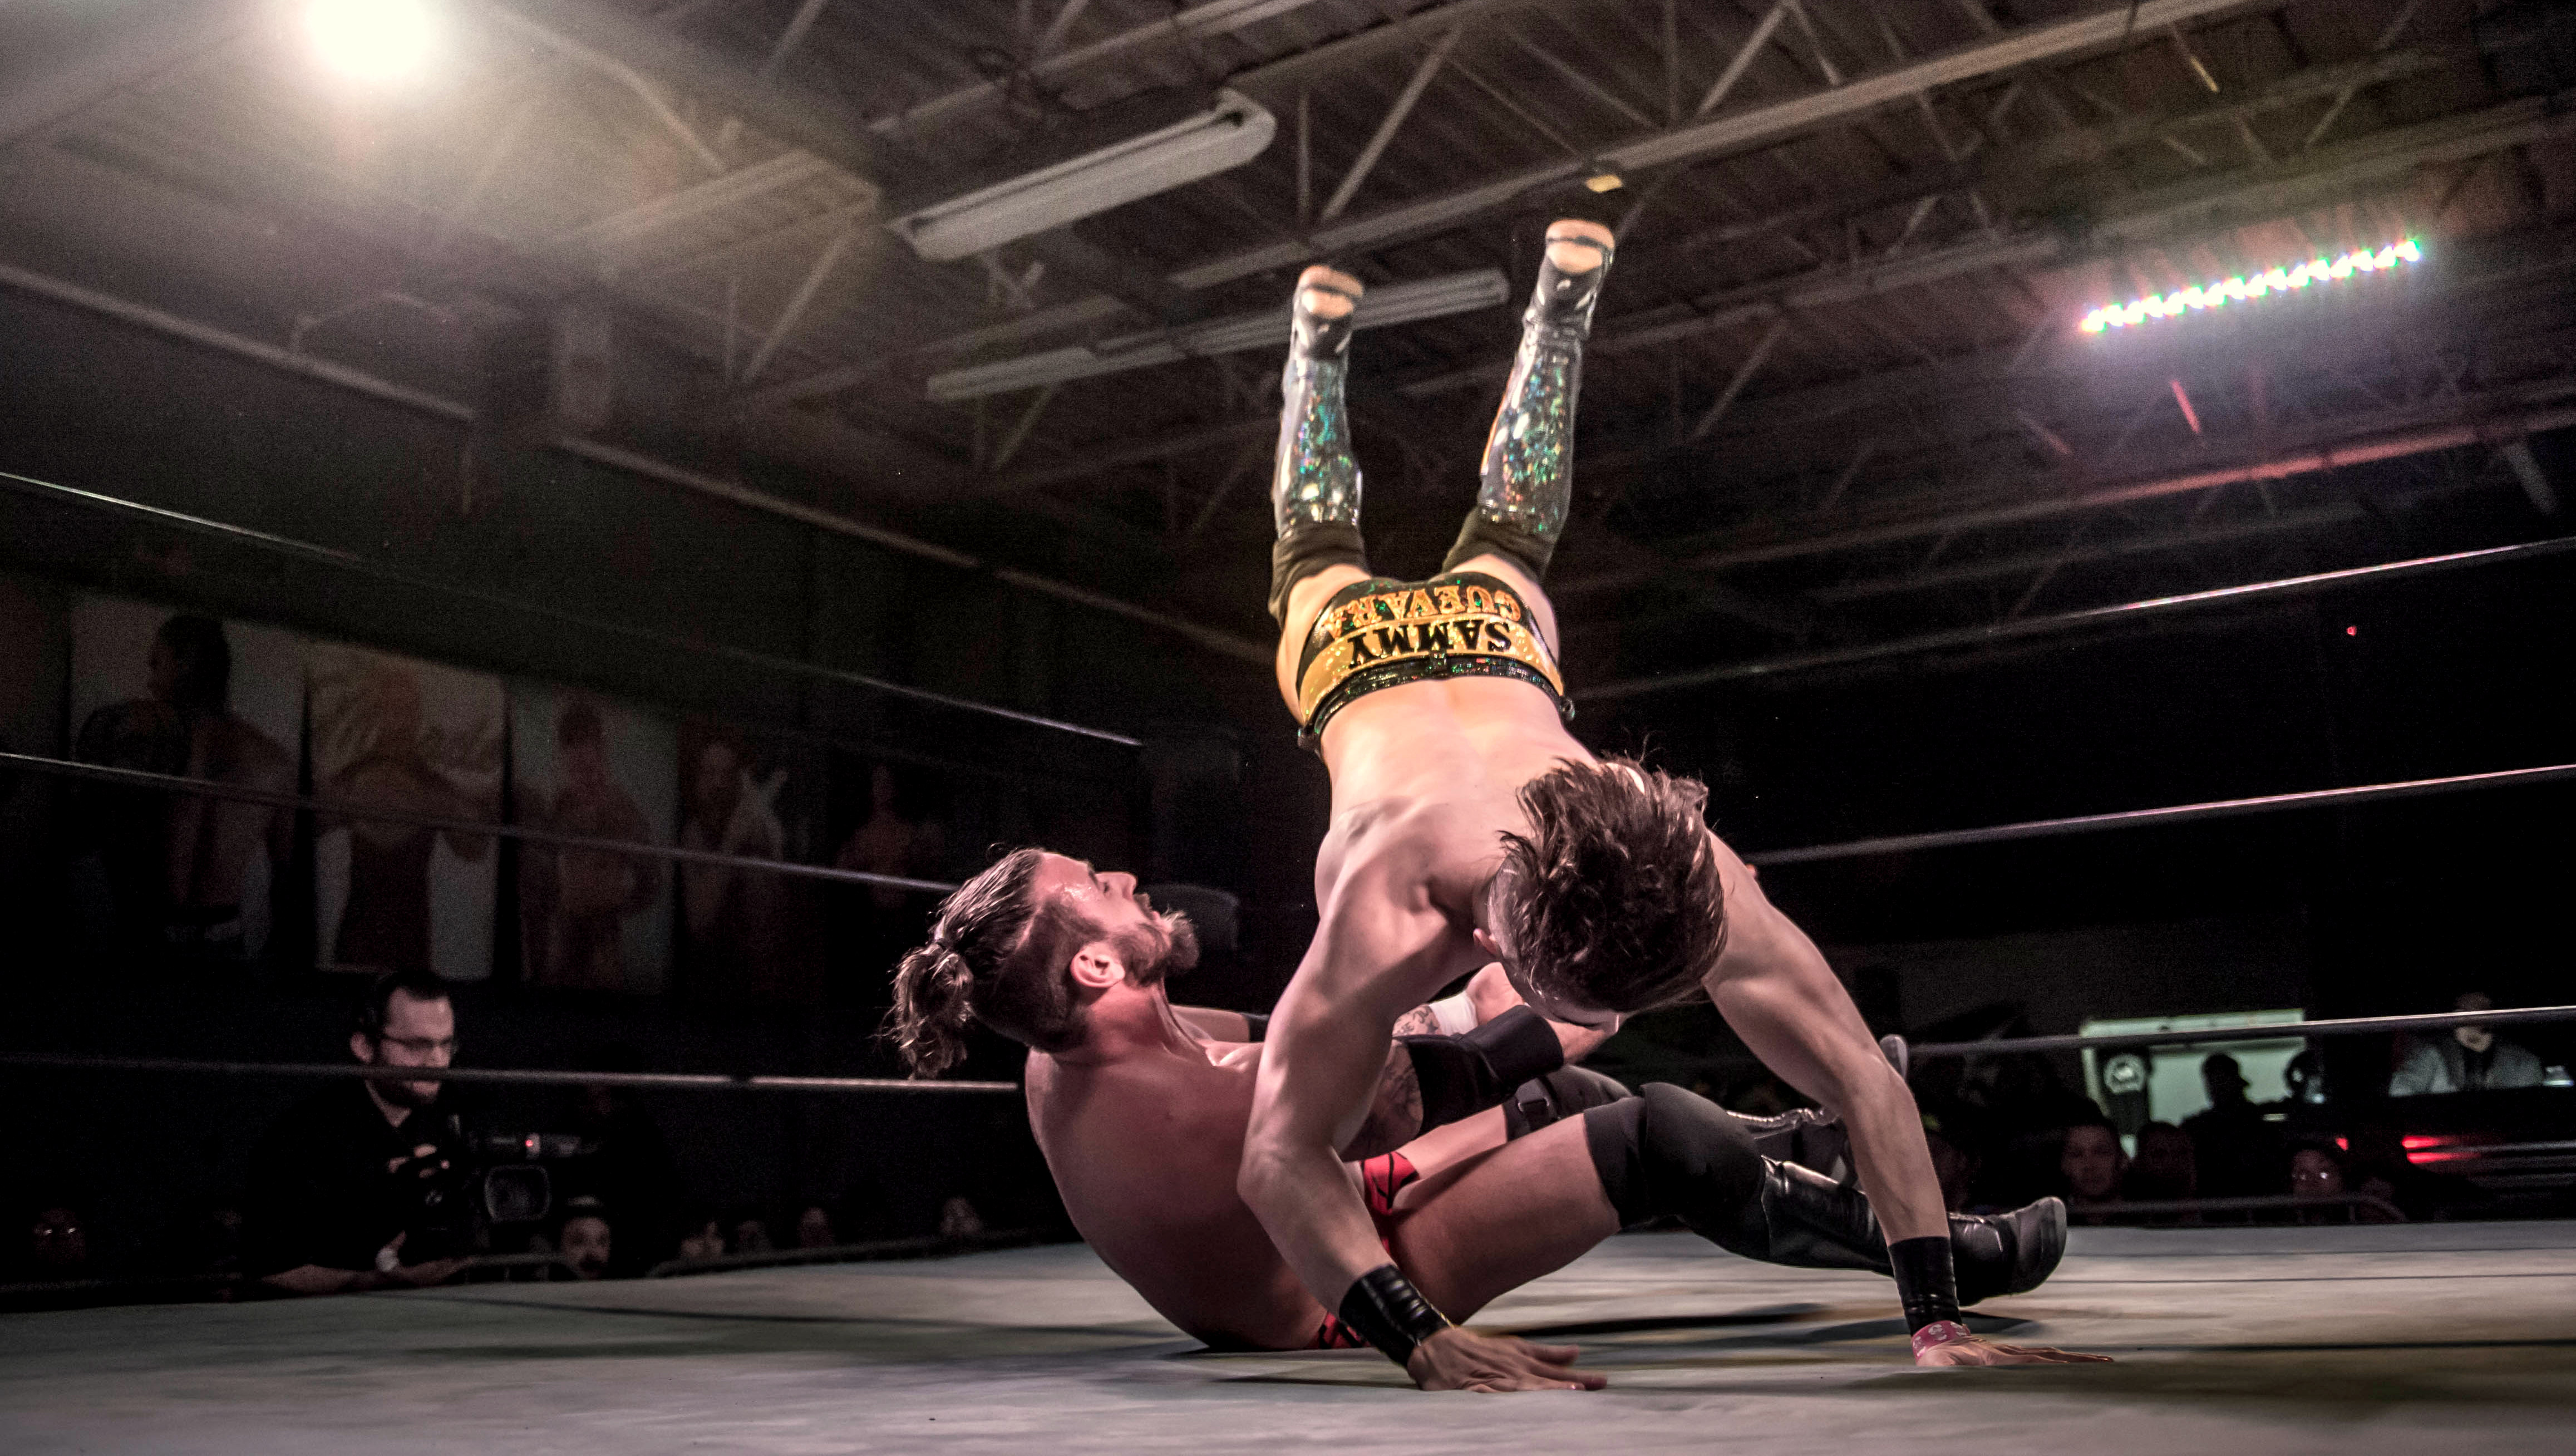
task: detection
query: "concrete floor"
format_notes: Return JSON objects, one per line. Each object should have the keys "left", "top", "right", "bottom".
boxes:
{"left": 4, "top": 1222, "right": 2574, "bottom": 1454}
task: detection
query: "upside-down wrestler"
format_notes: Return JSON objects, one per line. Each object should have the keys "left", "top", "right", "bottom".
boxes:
{"left": 889, "top": 865, "right": 2070, "bottom": 1356}
{"left": 1239, "top": 218, "right": 2104, "bottom": 1388}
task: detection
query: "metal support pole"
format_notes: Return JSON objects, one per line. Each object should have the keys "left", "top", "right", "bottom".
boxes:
{"left": 740, "top": 228, "right": 858, "bottom": 383}
{"left": 1698, "top": 2, "right": 1790, "bottom": 116}
{"left": 1319, "top": 28, "right": 1462, "bottom": 223}
{"left": 1687, "top": 314, "right": 1791, "bottom": 441}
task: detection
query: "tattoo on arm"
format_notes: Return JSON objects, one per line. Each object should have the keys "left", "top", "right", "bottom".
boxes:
{"left": 1391, "top": 1006, "right": 1440, "bottom": 1037}
{"left": 1339, "top": 1045, "right": 1425, "bottom": 1161}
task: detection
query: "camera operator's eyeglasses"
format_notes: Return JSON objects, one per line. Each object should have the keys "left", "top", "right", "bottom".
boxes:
{"left": 379, "top": 1036, "right": 459, "bottom": 1057}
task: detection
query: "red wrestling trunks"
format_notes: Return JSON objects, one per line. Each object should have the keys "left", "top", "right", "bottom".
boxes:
{"left": 1313, "top": 1152, "right": 1420, "bottom": 1349}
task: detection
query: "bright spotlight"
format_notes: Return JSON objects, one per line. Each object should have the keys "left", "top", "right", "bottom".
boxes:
{"left": 2080, "top": 239, "right": 2422, "bottom": 335}
{"left": 306, "top": 0, "right": 442, "bottom": 86}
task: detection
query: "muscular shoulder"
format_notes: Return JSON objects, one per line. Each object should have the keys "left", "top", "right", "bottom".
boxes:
{"left": 1322, "top": 803, "right": 1465, "bottom": 906}
{"left": 1698, "top": 833, "right": 1800, "bottom": 987}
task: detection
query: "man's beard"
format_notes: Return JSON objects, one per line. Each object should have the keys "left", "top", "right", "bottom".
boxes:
{"left": 373, "top": 1074, "right": 441, "bottom": 1109}
{"left": 1119, "top": 911, "right": 1200, "bottom": 987}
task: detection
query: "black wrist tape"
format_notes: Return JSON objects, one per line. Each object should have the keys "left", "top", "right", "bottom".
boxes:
{"left": 1400, "top": 1005, "right": 1566, "bottom": 1132}
{"left": 1337, "top": 1263, "right": 1451, "bottom": 1368}
{"left": 1239, "top": 1012, "right": 1269, "bottom": 1042}
{"left": 1888, "top": 1234, "right": 1963, "bottom": 1334}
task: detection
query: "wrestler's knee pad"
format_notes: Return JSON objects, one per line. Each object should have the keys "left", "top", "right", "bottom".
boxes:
{"left": 1504, "top": 1064, "right": 1633, "bottom": 1139}
{"left": 1582, "top": 1082, "right": 1762, "bottom": 1232}
{"left": 1269, "top": 523, "right": 1368, "bottom": 625}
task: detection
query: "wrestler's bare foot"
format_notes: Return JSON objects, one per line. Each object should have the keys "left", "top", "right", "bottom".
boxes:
{"left": 1296, "top": 264, "right": 1363, "bottom": 318}
{"left": 1406, "top": 1327, "right": 1607, "bottom": 1392}
{"left": 1542, "top": 218, "right": 1613, "bottom": 275}
{"left": 1915, "top": 1334, "right": 2113, "bottom": 1368}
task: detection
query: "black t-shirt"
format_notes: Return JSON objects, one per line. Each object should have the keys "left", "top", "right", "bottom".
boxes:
{"left": 243, "top": 1081, "right": 470, "bottom": 1276}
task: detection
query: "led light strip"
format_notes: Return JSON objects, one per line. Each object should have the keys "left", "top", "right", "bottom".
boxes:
{"left": 2081, "top": 239, "right": 2422, "bottom": 333}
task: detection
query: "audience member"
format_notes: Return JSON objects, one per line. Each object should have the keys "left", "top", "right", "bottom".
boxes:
{"left": 2288, "top": 1144, "right": 2344, "bottom": 1199}
{"left": 675, "top": 1209, "right": 726, "bottom": 1263}
{"left": 242, "top": 968, "right": 471, "bottom": 1295}
{"left": 730, "top": 1213, "right": 775, "bottom": 1255}
{"left": 2289, "top": 1142, "right": 2404, "bottom": 1224}
{"left": 2391, "top": 992, "right": 2547, "bottom": 1095}
{"left": 937, "top": 1196, "right": 985, "bottom": 1241}
{"left": 558, "top": 1051, "right": 681, "bottom": 1273}
{"left": 796, "top": 1205, "right": 837, "bottom": 1250}
{"left": 27, "top": 1204, "right": 88, "bottom": 1278}
{"left": 2181, "top": 1054, "right": 2285, "bottom": 1198}
{"left": 555, "top": 1198, "right": 613, "bottom": 1280}
{"left": 189, "top": 1203, "right": 245, "bottom": 1281}
{"left": 2058, "top": 1119, "right": 2128, "bottom": 1223}
{"left": 2283, "top": 1047, "right": 2329, "bottom": 1104}
{"left": 2121, "top": 1122, "right": 2198, "bottom": 1202}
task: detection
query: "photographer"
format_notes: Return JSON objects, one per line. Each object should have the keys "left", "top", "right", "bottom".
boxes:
{"left": 243, "top": 968, "right": 471, "bottom": 1295}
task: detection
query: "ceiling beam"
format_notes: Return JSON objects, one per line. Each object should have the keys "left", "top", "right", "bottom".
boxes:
{"left": 1649, "top": 390, "right": 2576, "bottom": 583}
{"left": 1168, "top": 0, "right": 2272, "bottom": 291}
{"left": 0, "top": 0, "right": 257, "bottom": 149}
{"left": 873, "top": 0, "right": 1341, "bottom": 137}
{"left": 490, "top": 0, "right": 1198, "bottom": 324}
{"left": 919, "top": 0, "right": 2267, "bottom": 393}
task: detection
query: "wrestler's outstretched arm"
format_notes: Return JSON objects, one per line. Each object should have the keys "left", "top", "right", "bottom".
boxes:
{"left": 1701, "top": 841, "right": 2106, "bottom": 1367}
{"left": 1178, "top": 963, "right": 1608, "bottom": 1058}
{"left": 1242, "top": 850, "right": 1603, "bottom": 1391}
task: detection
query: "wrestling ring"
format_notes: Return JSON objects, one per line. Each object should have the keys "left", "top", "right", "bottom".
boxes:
{"left": 4, "top": 472, "right": 2575, "bottom": 1453}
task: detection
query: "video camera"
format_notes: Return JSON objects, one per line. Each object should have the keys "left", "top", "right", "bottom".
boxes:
{"left": 404, "top": 1128, "right": 597, "bottom": 1260}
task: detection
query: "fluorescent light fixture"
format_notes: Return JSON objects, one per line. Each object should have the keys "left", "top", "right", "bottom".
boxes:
{"left": 306, "top": 0, "right": 443, "bottom": 87}
{"left": 927, "top": 268, "right": 1510, "bottom": 403}
{"left": 2081, "top": 239, "right": 2422, "bottom": 333}
{"left": 890, "top": 90, "right": 1275, "bottom": 262}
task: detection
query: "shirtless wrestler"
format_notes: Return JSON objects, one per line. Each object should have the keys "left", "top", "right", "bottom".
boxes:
{"left": 1234, "top": 219, "right": 2106, "bottom": 1388}
{"left": 886, "top": 850, "right": 2069, "bottom": 1357}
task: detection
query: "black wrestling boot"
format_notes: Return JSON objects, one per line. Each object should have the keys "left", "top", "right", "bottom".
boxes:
{"left": 1706, "top": 1161, "right": 2070, "bottom": 1304}
{"left": 1952, "top": 1196, "right": 2066, "bottom": 1305}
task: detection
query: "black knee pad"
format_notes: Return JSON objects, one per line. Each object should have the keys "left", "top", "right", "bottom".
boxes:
{"left": 1504, "top": 1064, "right": 1634, "bottom": 1139}
{"left": 1582, "top": 1082, "right": 1764, "bottom": 1232}
{"left": 1440, "top": 513, "right": 1553, "bottom": 583}
{"left": 1269, "top": 522, "right": 1369, "bottom": 624}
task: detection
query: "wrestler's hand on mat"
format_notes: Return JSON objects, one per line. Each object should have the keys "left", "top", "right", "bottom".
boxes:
{"left": 1406, "top": 1328, "right": 1607, "bottom": 1391}
{"left": 1913, "top": 1334, "right": 2111, "bottom": 1367}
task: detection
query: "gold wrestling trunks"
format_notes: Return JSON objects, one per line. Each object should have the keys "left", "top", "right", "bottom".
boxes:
{"left": 1294, "top": 571, "right": 1572, "bottom": 752}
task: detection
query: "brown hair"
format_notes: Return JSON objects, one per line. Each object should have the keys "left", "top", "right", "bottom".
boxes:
{"left": 886, "top": 849, "right": 1092, "bottom": 1077}
{"left": 1494, "top": 757, "right": 1725, "bottom": 1015}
